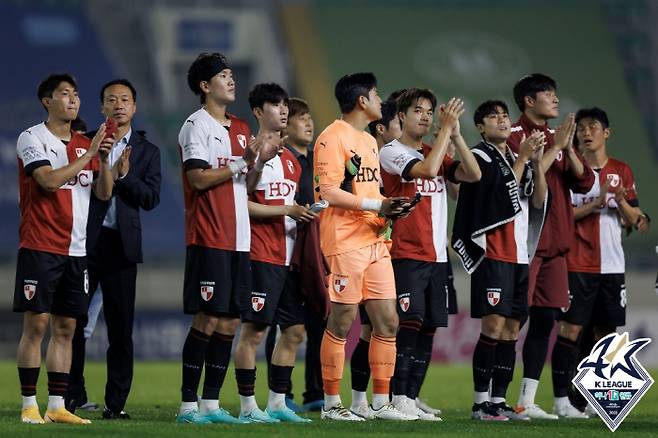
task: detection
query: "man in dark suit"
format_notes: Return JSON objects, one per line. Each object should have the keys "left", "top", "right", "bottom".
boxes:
{"left": 66, "top": 78, "right": 161, "bottom": 419}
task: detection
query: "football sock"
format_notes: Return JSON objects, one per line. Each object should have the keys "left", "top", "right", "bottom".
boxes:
{"left": 407, "top": 327, "right": 435, "bottom": 400}
{"left": 518, "top": 378, "right": 539, "bottom": 407}
{"left": 350, "top": 338, "right": 370, "bottom": 392}
{"left": 552, "top": 336, "right": 579, "bottom": 398}
{"left": 199, "top": 398, "right": 219, "bottom": 414}
{"left": 47, "top": 371, "right": 68, "bottom": 411}
{"left": 321, "top": 330, "right": 346, "bottom": 396}
{"left": 236, "top": 368, "right": 258, "bottom": 414}
{"left": 268, "top": 364, "right": 294, "bottom": 409}
{"left": 181, "top": 328, "right": 210, "bottom": 402}
{"left": 391, "top": 320, "right": 421, "bottom": 397}
{"left": 18, "top": 367, "right": 39, "bottom": 397}
{"left": 473, "top": 333, "right": 497, "bottom": 393}
{"left": 351, "top": 389, "right": 367, "bottom": 406}
{"left": 22, "top": 395, "right": 37, "bottom": 410}
{"left": 202, "top": 332, "right": 233, "bottom": 401}
{"left": 491, "top": 339, "right": 517, "bottom": 400}
{"left": 369, "top": 334, "right": 396, "bottom": 401}
{"left": 522, "top": 307, "right": 558, "bottom": 380}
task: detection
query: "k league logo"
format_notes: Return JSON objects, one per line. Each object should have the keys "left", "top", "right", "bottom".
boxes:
{"left": 572, "top": 332, "right": 653, "bottom": 432}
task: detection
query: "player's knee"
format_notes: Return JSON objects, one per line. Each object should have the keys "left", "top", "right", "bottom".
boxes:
{"left": 192, "top": 312, "right": 220, "bottom": 334}
{"left": 281, "top": 324, "right": 306, "bottom": 346}
{"left": 23, "top": 315, "right": 48, "bottom": 342}
{"left": 373, "top": 316, "right": 398, "bottom": 338}
{"left": 360, "top": 324, "right": 372, "bottom": 341}
{"left": 216, "top": 316, "right": 240, "bottom": 336}
{"left": 51, "top": 316, "right": 76, "bottom": 341}
{"left": 481, "top": 315, "right": 505, "bottom": 339}
{"left": 558, "top": 321, "right": 581, "bottom": 341}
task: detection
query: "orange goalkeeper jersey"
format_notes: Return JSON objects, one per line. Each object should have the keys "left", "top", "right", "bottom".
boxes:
{"left": 313, "top": 119, "right": 386, "bottom": 256}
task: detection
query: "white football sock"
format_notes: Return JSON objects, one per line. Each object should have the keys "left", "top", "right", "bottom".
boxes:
{"left": 22, "top": 395, "right": 37, "bottom": 410}
{"left": 267, "top": 390, "right": 286, "bottom": 410}
{"left": 351, "top": 390, "right": 367, "bottom": 406}
{"left": 47, "top": 395, "right": 64, "bottom": 411}
{"left": 474, "top": 391, "right": 489, "bottom": 405}
{"left": 371, "top": 393, "right": 389, "bottom": 410}
{"left": 324, "top": 394, "right": 341, "bottom": 409}
{"left": 518, "top": 378, "right": 539, "bottom": 407}
{"left": 179, "top": 401, "right": 198, "bottom": 414}
{"left": 199, "top": 398, "right": 219, "bottom": 414}
{"left": 239, "top": 395, "right": 258, "bottom": 414}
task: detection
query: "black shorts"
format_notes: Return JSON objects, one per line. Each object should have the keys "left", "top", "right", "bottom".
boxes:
{"left": 393, "top": 259, "right": 449, "bottom": 328}
{"left": 183, "top": 246, "right": 250, "bottom": 318}
{"left": 13, "top": 248, "right": 89, "bottom": 318}
{"left": 562, "top": 272, "right": 626, "bottom": 327}
{"left": 471, "top": 258, "right": 528, "bottom": 320}
{"left": 241, "top": 261, "right": 305, "bottom": 328}
{"left": 447, "top": 257, "right": 458, "bottom": 315}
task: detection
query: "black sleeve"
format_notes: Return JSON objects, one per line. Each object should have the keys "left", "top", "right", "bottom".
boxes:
{"left": 183, "top": 158, "right": 211, "bottom": 171}
{"left": 401, "top": 158, "right": 422, "bottom": 181}
{"left": 24, "top": 160, "right": 50, "bottom": 175}
{"left": 445, "top": 159, "right": 461, "bottom": 183}
{"left": 116, "top": 146, "right": 162, "bottom": 211}
{"left": 628, "top": 199, "right": 639, "bottom": 208}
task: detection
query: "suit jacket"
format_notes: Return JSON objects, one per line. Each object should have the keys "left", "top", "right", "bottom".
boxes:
{"left": 86, "top": 129, "right": 161, "bottom": 264}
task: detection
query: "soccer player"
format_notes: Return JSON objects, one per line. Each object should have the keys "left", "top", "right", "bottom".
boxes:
{"left": 554, "top": 107, "right": 647, "bottom": 411}
{"left": 506, "top": 74, "right": 594, "bottom": 419}
{"left": 176, "top": 52, "right": 264, "bottom": 424}
{"left": 233, "top": 83, "right": 315, "bottom": 423}
{"left": 379, "top": 88, "right": 481, "bottom": 421}
{"left": 314, "top": 72, "right": 416, "bottom": 421}
{"left": 14, "top": 73, "right": 114, "bottom": 424}
{"left": 452, "top": 100, "right": 548, "bottom": 421}
{"left": 349, "top": 97, "right": 402, "bottom": 416}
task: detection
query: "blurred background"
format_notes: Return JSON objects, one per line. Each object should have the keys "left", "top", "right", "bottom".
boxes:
{"left": 0, "top": 0, "right": 656, "bottom": 363}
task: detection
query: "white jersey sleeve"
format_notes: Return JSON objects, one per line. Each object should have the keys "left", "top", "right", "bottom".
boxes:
{"left": 379, "top": 140, "right": 420, "bottom": 179}
{"left": 17, "top": 128, "right": 50, "bottom": 172}
{"left": 179, "top": 117, "right": 210, "bottom": 164}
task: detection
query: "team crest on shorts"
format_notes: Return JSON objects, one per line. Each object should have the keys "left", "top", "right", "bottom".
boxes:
{"left": 487, "top": 288, "right": 501, "bottom": 306}
{"left": 398, "top": 293, "right": 411, "bottom": 312}
{"left": 200, "top": 285, "right": 214, "bottom": 301}
{"left": 333, "top": 275, "right": 348, "bottom": 293}
{"left": 23, "top": 281, "right": 37, "bottom": 301}
{"left": 83, "top": 269, "right": 89, "bottom": 294}
{"left": 572, "top": 332, "right": 653, "bottom": 432}
{"left": 237, "top": 134, "right": 247, "bottom": 149}
{"left": 251, "top": 292, "right": 266, "bottom": 312}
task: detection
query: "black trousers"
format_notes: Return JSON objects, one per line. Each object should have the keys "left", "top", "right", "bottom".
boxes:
{"left": 68, "top": 227, "right": 137, "bottom": 413}
{"left": 264, "top": 305, "right": 325, "bottom": 404}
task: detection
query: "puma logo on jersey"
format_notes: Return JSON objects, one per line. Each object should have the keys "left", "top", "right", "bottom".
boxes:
{"left": 186, "top": 119, "right": 195, "bottom": 125}
{"left": 50, "top": 149, "right": 58, "bottom": 157}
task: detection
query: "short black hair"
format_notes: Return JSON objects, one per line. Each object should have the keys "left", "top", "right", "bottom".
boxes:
{"left": 575, "top": 107, "right": 609, "bottom": 129}
{"left": 288, "top": 97, "right": 310, "bottom": 118}
{"left": 396, "top": 88, "right": 437, "bottom": 115}
{"left": 473, "top": 100, "right": 509, "bottom": 126}
{"left": 387, "top": 89, "right": 407, "bottom": 102}
{"left": 187, "top": 52, "right": 230, "bottom": 103}
{"left": 513, "top": 73, "right": 557, "bottom": 112}
{"left": 100, "top": 78, "right": 137, "bottom": 103}
{"left": 37, "top": 73, "right": 77, "bottom": 105}
{"left": 368, "top": 99, "right": 398, "bottom": 136}
{"left": 248, "top": 83, "right": 289, "bottom": 110}
{"left": 334, "top": 72, "right": 377, "bottom": 114}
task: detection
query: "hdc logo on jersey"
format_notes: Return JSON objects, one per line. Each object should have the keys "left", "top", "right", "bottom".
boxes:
{"left": 356, "top": 167, "right": 379, "bottom": 183}
{"left": 573, "top": 332, "right": 653, "bottom": 432}
{"left": 333, "top": 275, "right": 348, "bottom": 293}
{"left": 23, "top": 280, "right": 37, "bottom": 301}
{"left": 398, "top": 293, "right": 411, "bottom": 312}
{"left": 200, "top": 281, "right": 215, "bottom": 302}
{"left": 414, "top": 177, "right": 445, "bottom": 194}
{"left": 487, "top": 288, "right": 501, "bottom": 306}
{"left": 237, "top": 134, "right": 247, "bottom": 149}
{"left": 265, "top": 181, "right": 297, "bottom": 200}
{"left": 65, "top": 170, "right": 93, "bottom": 188}
{"left": 251, "top": 292, "right": 266, "bottom": 312}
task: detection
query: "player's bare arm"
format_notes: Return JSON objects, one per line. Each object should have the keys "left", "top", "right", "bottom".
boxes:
{"left": 540, "top": 113, "right": 576, "bottom": 171}
{"left": 32, "top": 123, "right": 111, "bottom": 195}
{"left": 513, "top": 131, "right": 546, "bottom": 184}
{"left": 408, "top": 98, "right": 464, "bottom": 179}
{"left": 613, "top": 183, "right": 641, "bottom": 227}
{"left": 186, "top": 134, "right": 261, "bottom": 191}
{"left": 247, "top": 200, "right": 317, "bottom": 222}
{"left": 573, "top": 178, "right": 610, "bottom": 220}
{"left": 246, "top": 133, "right": 283, "bottom": 193}
{"left": 92, "top": 128, "right": 115, "bottom": 201}
{"left": 530, "top": 142, "right": 548, "bottom": 209}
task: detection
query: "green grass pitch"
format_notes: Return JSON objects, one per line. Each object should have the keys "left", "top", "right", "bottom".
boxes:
{"left": 0, "top": 361, "right": 655, "bottom": 436}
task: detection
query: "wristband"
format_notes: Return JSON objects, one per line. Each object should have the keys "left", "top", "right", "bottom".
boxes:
{"left": 228, "top": 157, "right": 248, "bottom": 175}
{"left": 361, "top": 198, "right": 382, "bottom": 212}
